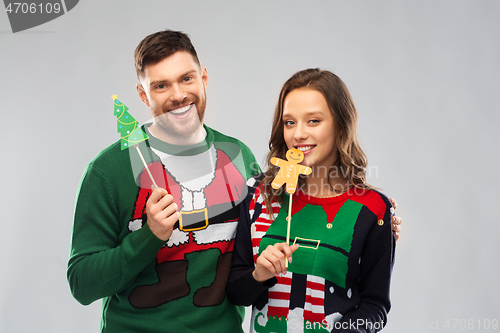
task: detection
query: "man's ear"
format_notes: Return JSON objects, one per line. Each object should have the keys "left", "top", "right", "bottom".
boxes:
{"left": 136, "top": 83, "right": 150, "bottom": 107}
{"left": 201, "top": 67, "right": 209, "bottom": 88}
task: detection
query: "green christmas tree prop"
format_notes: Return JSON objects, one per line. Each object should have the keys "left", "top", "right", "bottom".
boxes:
{"left": 113, "top": 94, "right": 149, "bottom": 150}
{"left": 112, "top": 94, "right": 158, "bottom": 189}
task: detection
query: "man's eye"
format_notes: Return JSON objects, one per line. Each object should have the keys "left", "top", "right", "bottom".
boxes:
{"left": 156, "top": 84, "right": 167, "bottom": 89}
{"left": 183, "top": 76, "right": 192, "bottom": 82}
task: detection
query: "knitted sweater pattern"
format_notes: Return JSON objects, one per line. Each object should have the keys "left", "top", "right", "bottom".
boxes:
{"left": 227, "top": 175, "right": 395, "bottom": 333}
{"left": 68, "top": 125, "right": 259, "bottom": 333}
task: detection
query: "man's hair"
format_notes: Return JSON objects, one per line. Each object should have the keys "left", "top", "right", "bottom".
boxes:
{"left": 134, "top": 29, "right": 200, "bottom": 80}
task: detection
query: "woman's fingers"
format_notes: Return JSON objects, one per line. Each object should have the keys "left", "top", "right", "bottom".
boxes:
{"left": 253, "top": 243, "right": 300, "bottom": 282}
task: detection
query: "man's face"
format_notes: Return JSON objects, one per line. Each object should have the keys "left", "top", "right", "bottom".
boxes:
{"left": 137, "top": 51, "right": 208, "bottom": 139}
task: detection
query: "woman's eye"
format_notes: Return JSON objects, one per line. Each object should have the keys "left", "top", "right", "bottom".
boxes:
{"left": 284, "top": 120, "right": 295, "bottom": 126}
{"left": 309, "top": 119, "right": 320, "bottom": 124}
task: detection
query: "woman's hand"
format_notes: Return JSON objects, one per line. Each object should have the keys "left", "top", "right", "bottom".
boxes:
{"left": 390, "top": 198, "right": 402, "bottom": 241}
{"left": 253, "top": 243, "right": 299, "bottom": 283}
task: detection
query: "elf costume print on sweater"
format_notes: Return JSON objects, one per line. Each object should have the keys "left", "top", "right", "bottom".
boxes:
{"left": 227, "top": 176, "right": 395, "bottom": 333}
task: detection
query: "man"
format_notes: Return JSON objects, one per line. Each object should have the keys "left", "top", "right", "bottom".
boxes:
{"left": 67, "top": 30, "right": 401, "bottom": 332}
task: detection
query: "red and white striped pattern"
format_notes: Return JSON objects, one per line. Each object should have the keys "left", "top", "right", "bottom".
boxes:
{"left": 249, "top": 188, "right": 280, "bottom": 261}
{"left": 264, "top": 273, "right": 326, "bottom": 323}
{"left": 250, "top": 188, "right": 327, "bottom": 324}
{"left": 304, "top": 275, "right": 326, "bottom": 323}
{"left": 267, "top": 272, "right": 292, "bottom": 318}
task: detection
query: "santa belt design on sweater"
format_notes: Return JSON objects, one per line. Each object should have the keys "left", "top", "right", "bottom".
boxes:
{"left": 178, "top": 208, "right": 209, "bottom": 232}
{"left": 174, "top": 202, "right": 240, "bottom": 232}
{"left": 293, "top": 236, "right": 320, "bottom": 250}
{"left": 262, "top": 234, "right": 349, "bottom": 257}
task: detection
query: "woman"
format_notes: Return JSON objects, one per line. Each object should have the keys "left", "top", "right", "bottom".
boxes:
{"left": 227, "top": 68, "right": 395, "bottom": 332}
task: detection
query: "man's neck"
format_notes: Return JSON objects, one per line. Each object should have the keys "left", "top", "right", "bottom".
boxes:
{"left": 148, "top": 123, "right": 206, "bottom": 146}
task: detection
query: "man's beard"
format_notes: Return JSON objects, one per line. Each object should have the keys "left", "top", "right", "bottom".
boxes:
{"left": 153, "top": 96, "right": 206, "bottom": 140}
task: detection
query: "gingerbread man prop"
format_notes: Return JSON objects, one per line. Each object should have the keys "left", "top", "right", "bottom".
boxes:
{"left": 270, "top": 148, "right": 312, "bottom": 194}
{"left": 270, "top": 148, "right": 312, "bottom": 267}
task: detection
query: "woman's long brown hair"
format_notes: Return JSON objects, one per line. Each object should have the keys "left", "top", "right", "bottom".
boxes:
{"left": 261, "top": 68, "right": 371, "bottom": 217}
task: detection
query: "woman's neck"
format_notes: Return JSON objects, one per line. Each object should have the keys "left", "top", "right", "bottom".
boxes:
{"left": 302, "top": 166, "right": 349, "bottom": 198}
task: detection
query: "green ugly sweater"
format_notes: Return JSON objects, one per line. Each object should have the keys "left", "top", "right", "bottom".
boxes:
{"left": 68, "top": 124, "right": 260, "bottom": 332}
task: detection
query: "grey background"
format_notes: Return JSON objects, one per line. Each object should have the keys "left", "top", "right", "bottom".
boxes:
{"left": 1, "top": 0, "right": 499, "bottom": 332}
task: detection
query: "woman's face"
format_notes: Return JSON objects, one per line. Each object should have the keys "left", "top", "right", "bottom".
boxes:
{"left": 282, "top": 87, "right": 338, "bottom": 169}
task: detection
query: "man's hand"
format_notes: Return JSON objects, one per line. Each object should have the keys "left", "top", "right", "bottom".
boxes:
{"left": 389, "top": 198, "right": 402, "bottom": 241}
{"left": 146, "top": 188, "right": 180, "bottom": 241}
{"left": 253, "top": 243, "right": 299, "bottom": 283}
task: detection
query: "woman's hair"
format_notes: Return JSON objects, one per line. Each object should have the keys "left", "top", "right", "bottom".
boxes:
{"left": 261, "top": 68, "right": 371, "bottom": 213}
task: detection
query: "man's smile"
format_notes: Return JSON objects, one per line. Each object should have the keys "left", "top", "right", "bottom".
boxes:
{"left": 168, "top": 103, "right": 194, "bottom": 118}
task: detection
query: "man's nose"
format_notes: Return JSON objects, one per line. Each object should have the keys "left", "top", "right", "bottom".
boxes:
{"left": 169, "top": 84, "right": 186, "bottom": 103}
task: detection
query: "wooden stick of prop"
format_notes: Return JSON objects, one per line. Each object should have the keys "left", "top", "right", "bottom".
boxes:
{"left": 135, "top": 145, "right": 159, "bottom": 189}
{"left": 285, "top": 193, "right": 293, "bottom": 268}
